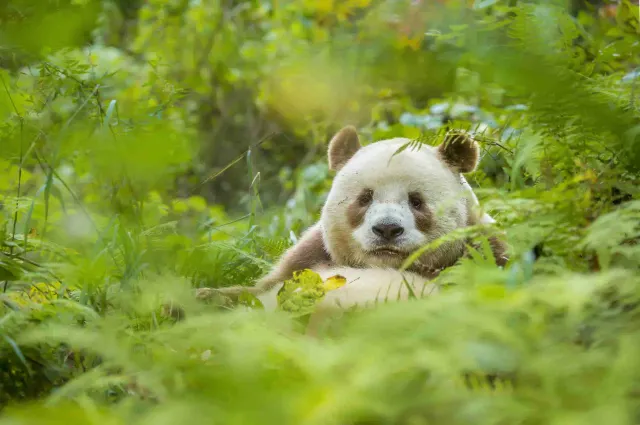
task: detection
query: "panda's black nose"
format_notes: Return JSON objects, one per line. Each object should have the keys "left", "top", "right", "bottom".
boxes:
{"left": 372, "top": 223, "right": 404, "bottom": 241}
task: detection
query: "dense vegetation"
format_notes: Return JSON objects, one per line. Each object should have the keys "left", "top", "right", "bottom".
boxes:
{"left": 1, "top": 0, "right": 639, "bottom": 423}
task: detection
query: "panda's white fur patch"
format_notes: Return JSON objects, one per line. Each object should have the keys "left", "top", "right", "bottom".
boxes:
{"left": 256, "top": 266, "right": 436, "bottom": 312}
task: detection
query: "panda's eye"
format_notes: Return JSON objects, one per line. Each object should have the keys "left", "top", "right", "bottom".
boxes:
{"left": 408, "top": 192, "right": 423, "bottom": 209}
{"left": 358, "top": 189, "right": 373, "bottom": 206}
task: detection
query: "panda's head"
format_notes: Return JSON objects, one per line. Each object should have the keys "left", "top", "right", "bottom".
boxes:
{"left": 320, "top": 126, "right": 482, "bottom": 272}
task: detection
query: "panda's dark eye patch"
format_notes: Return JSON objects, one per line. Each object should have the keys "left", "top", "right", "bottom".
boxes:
{"left": 348, "top": 188, "right": 373, "bottom": 228}
{"left": 408, "top": 192, "right": 432, "bottom": 233}
{"left": 408, "top": 192, "right": 424, "bottom": 209}
{"left": 358, "top": 188, "right": 374, "bottom": 207}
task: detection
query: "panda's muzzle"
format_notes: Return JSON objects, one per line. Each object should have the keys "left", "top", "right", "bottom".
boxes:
{"left": 369, "top": 223, "right": 407, "bottom": 256}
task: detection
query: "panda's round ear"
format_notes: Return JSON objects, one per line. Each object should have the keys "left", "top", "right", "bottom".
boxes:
{"left": 328, "top": 126, "right": 362, "bottom": 172}
{"left": 437, "top": 130, "right": 480, "bottom": 173}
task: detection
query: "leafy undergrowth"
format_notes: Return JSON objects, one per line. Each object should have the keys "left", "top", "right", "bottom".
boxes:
{"left": 3, "top": 265, "right": 640, "bottom": 424}
{"left": 1, "top": 0, "right": 640, "bottom": 423}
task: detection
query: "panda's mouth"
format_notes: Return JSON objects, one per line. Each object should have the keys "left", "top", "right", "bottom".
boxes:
{"left": 369, "top": 247, "right": 405, "bottom": 256}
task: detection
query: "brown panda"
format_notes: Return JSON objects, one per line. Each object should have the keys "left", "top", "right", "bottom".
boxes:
{"left": 200, "top": 126, "right": 508, "bottom": 311}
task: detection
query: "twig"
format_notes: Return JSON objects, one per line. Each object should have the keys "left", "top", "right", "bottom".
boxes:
{"left": 196, "top": 132, "right": 277, "bottom": 188}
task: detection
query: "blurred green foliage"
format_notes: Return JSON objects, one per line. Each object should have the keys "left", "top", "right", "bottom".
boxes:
{"left": 1, "top": 0, "right": 640, "bottom": 423}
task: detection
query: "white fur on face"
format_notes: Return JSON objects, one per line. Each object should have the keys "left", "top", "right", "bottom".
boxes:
{"left": 321, "top": 138, "right": 476, "bottom": 269}
{"left": 350, "top": 182, "right": 425, "bottom": 256}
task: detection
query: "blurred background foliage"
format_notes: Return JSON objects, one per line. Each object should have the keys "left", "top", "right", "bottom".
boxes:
{"left": 1, "top": 0, "right": 640, "bottom": 423}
